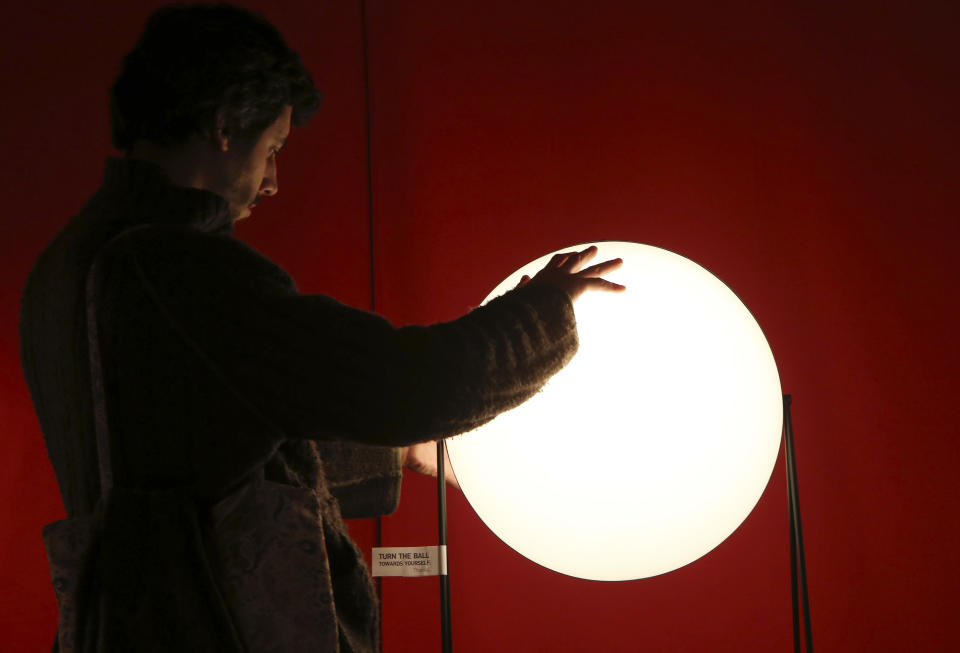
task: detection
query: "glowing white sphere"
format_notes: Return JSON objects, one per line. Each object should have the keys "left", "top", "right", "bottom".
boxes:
{"left": 447, "top": 242, "right": 782, "bottom": 581}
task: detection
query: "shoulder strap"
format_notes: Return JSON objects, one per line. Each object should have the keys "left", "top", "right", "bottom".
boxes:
{"left": 85, "top": 224, "right": 154, "bottom": 495}
{"left": 86, "top": 254, "right": 114, "bottom": 495}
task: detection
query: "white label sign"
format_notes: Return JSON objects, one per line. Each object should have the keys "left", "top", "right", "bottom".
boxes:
{"left": 371, "top": 546, "right": 448, "bottom": 577}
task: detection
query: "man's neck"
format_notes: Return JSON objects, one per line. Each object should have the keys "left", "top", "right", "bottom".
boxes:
{"left": 127, "top": 140, "right": 211, "bottom": 191}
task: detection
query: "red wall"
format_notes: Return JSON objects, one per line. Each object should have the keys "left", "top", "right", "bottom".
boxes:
{"left": 2, "top": 1, "right": 957, "bottom": 651}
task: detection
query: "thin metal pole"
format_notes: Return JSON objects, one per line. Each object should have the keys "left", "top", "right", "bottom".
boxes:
{"left": 437, "top": 439, "right": 453, "bottom": 653}
{"left": 358, "top": 2, "right": 384, "bottom": 651}
{"left": 784, "top": 394, "right": 814, "bottom": 652}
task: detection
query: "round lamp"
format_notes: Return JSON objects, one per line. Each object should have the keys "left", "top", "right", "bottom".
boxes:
{"left": 446, "top": 241, "right": 783, "bottom": 581}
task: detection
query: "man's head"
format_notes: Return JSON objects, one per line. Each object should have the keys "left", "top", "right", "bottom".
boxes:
{"left": 111, "top": 4, "right": 320, "bottom": 220}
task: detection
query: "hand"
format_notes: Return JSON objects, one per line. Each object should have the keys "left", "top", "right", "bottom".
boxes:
{"left": 402, "top": 440, "right": 460, "bottom": 489}
{"left": 518, "top": 245, "right": 625, "bottom": 301}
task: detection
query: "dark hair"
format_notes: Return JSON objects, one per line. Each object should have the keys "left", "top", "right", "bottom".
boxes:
{"left": 110, "top": 3, "right": 321, "bottom": 151}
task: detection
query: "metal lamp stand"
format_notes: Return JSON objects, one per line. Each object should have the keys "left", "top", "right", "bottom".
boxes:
{"left": 436, "top": 440, "right": 453, "bottom": 653}
{"left": 432, "top": 398, "right": 813, "bottom": 653}
{"left": 783, "top": 395, "right": 814, "bottom": 652}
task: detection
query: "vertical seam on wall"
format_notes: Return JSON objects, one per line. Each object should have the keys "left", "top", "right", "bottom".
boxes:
{"left": 359, "top": 1, "right": 384, "bottom": 651}
{"left": 361, "top": 0, "right": 376, "bottom": 317}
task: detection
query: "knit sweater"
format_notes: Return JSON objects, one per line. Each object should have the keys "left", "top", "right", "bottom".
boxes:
{"left": 20, "top": 158, "right": 579, "bottom": 651}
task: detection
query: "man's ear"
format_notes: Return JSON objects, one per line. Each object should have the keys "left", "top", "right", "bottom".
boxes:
{"left": 214, "top": 112, "right": 230, "bottom": 152}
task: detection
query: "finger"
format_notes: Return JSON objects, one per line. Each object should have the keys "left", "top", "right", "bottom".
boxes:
{"left": 515, "top": 274, "right": 532, "bottom": 289}
{"left": 561, "top": 245, "right": 598, "bottom": 272}
{"left": 584, "top": 277, "right": 627, "bottom": 292}
{"left": 577, "top": 245, "right": 599, "bottom": 260}
{"left": 547, "top": 252, "right": 572, "bottom": 268}
{"left": 442, "top": 446, "right": 460, "bottom": 490}
{"left": 589, "top": 278, "right": 627, "bottom": 292}
{"left": 577, "top": 257, "right": 622, "bottom": 277}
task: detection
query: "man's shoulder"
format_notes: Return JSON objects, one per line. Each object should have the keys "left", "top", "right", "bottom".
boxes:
{"left": 100, "top": 224, "right": 296, "bottom": 295}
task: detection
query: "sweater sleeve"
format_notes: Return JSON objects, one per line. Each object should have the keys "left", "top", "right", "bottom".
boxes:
{"left": 314, "top": 442, "right": 403, "bottom": 518}
{"left": 98, "top": 226, "right": 578, "bottom": 459}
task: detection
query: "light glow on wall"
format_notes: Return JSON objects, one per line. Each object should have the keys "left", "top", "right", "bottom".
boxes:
{"left": 447, "top": 242, "right": 783, "bottom": 581}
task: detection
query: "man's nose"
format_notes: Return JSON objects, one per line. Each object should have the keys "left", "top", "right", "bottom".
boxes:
{"left": 261, "top": 161, "right": 278, "bottom": 196}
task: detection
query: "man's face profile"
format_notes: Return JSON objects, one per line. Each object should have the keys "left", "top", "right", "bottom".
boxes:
{"left": 215, "top": 105, "right": 292, "bottom": 222}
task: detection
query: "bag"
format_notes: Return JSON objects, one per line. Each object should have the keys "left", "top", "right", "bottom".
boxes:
{"left": 41, "top": 234, "right": 340, "bottom": 652}
{"left": 43, "top": 478, "right": 340, "bottom": 652}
